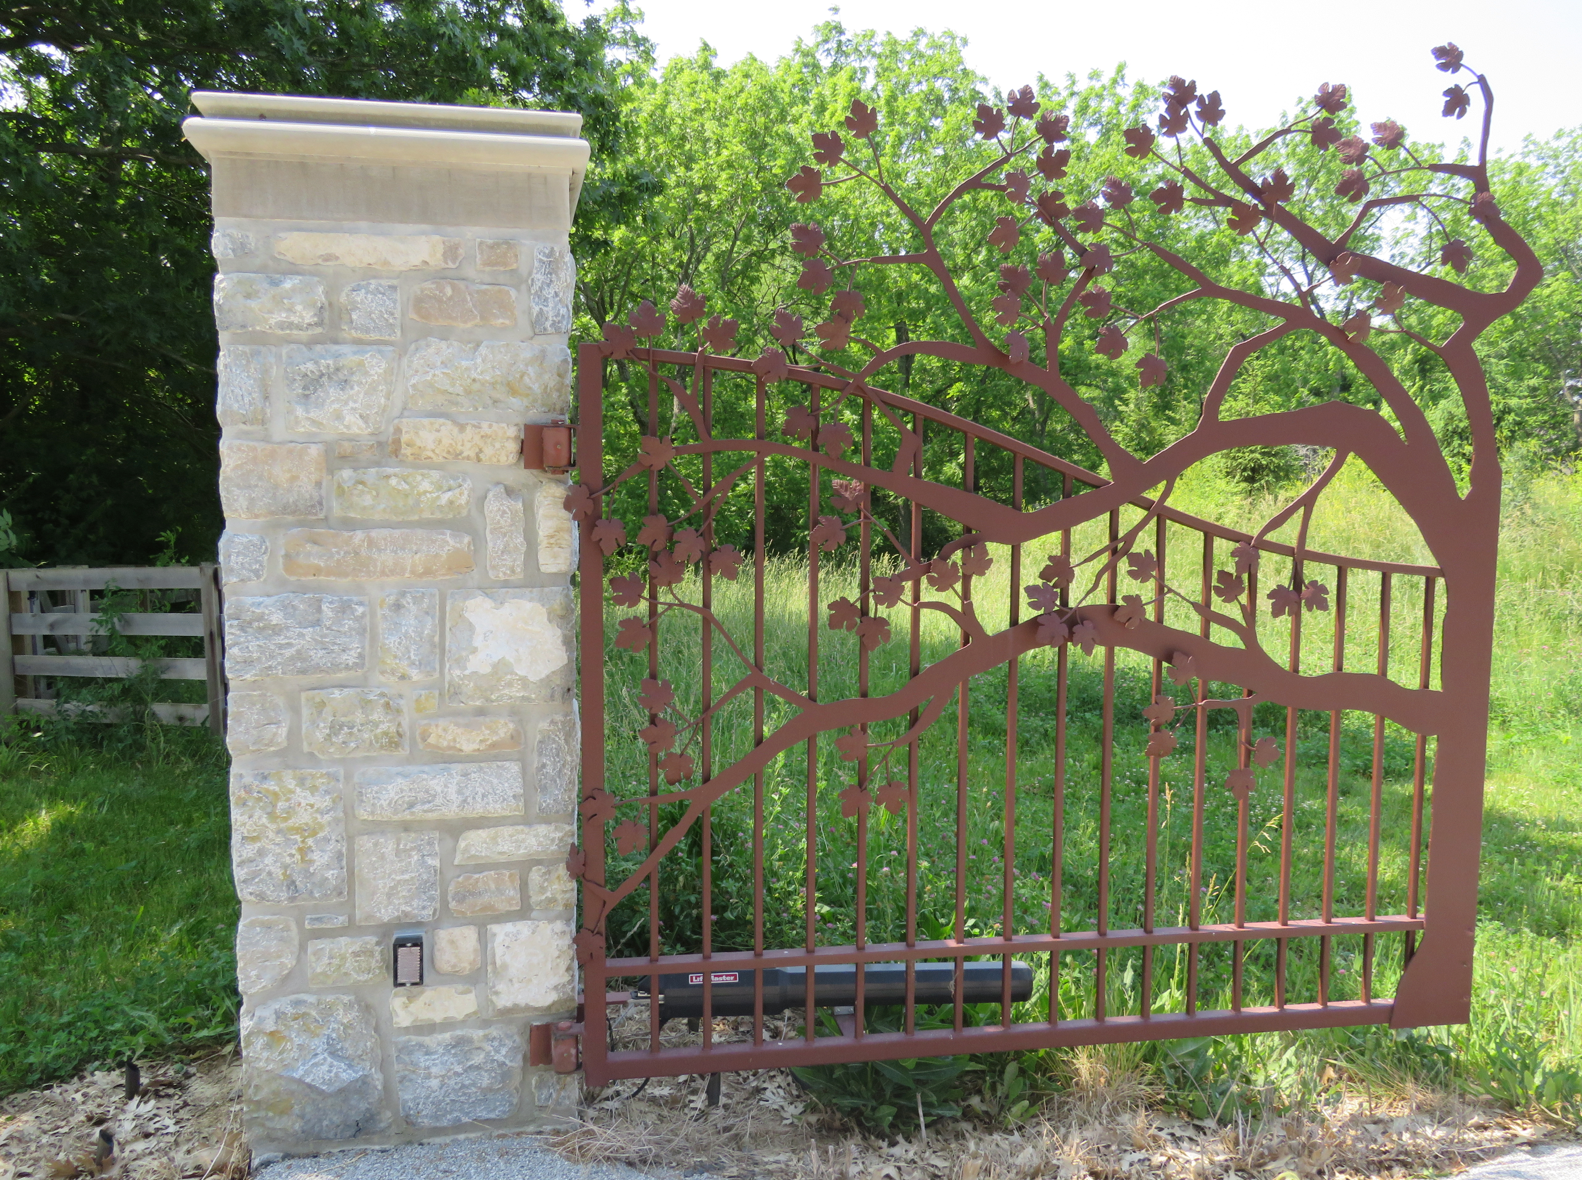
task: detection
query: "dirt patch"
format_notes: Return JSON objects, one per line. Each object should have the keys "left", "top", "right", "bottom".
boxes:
{"left": 0, "top": 1052, "right": 246, "bottom": 1179}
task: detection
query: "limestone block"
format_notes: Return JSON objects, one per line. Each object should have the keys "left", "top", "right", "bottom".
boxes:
{"left": 274, "top": 232, "right": 464, "bottom": 271}
{"left": 417, "top": 718, "right": 522, "bottom": 754}
{"left": 484, "top": 485, "right": 526, "bottom": 580}
{"left": 394, "top": 1026, "right": 523, "bottom": 1127}
{"left": 534, "top": 709, "right": 578, "bottom": 816}
{"left": 529, "top": 863, "right": 575, "bottom": 910}
{"left": 230, "top": 768, "right": 346, "bottom": 905}
{"left": 354, "top": 830, "right": 440, "bottom": 924}
{"left": 414, "top": 690, "right": 439, "bottom": 714}
{"left": 454, "top": 823, "right": 572, "bottom": 865}
{"left": 529, "top": 245, "right": 575, "bottom": 335}
{"left": 226, "top": 691, "right": 288, "bottom": 755}
{"left": 224, "top": 594, "right": 366, "bottom": 680}
{"left": 236, "top": 916, "right": 298, "bottom": 995}
{"left": 432, "top": 926, "right": 480, "bottom": 976}
{"left": 377, "top": 589, "right": 438, "bottom": 681}
{"left": 335, "top": 439, "right": 379, "bottom": 459}
{"left": 219, "top": 530, "right": 269, "bottom": 585}
{"left": 445, "top": 588, "right": 572, "bottom": 705}
{"left": 219, "top": 441, "right": 325, "bottom": 520}
{"left": 477, "top": 240, "right": 519, "bottom": 270}
{"left": 533, "top": 1072, "right": 579, "bottom": 1109}
{"left": 333, "top": 467, "right": 470, "bottom": 520}
{"left": 390, "top": 418, "right": 522, "bottom": 465}
{"left": 214, "top": 272, "right": 326, "bottom": 334}
{"left": 283, "top": 345, "right": 396, "bottom": 435}
{"left": 305, "top": 914, "right": 349, "bottom": 929}
{"left": 341, "top": 280, "right": 399, "bottom": 340}
{"left": 241, "top": 994, "right": 387, "bottom": 1143}
{"left": 211, "top": 228, "right": 256, "bottom": 259}
{"left": 391, "top": 986, "right": 478, "bottom": 1028}
{"left": 217, "top": 345, "right": 271, "bottom": 428}
{"left": 354, "top": 762, "right": 524, "bottom": 821}
{"left": 307, "top": 936, "right": 387, "bottom": 987}
{"left": 282, "top": 528, "right": 474, "bottom": 580}
{"left": 448, "top": 870, "right": 520, "bottom": 917}
{"left": 410, "top": 280, "right": 516, "bottom": 327}
{"left": 487, "top": 920, "right": 574, "bottom": 1015}
{"left": 302, "top": 688, "right": 405, "bottom": 758}
{"left": 404, "top": 338, "right": 570, "bottom": 416}
{"left": 533, "top": 479, "right": 575, "bottom": 574}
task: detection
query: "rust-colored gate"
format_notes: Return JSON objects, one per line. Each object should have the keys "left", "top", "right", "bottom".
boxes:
{"left": 566, "top": 50, "right": 1535, "bottom": 1084}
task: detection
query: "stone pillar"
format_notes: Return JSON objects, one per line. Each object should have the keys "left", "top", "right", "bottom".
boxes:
{"left": 184, "top": 94, "right": 585, "bottom": 1157}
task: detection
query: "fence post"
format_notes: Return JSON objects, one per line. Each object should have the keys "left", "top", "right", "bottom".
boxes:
{"left": 199, "top": 562, "right": 225, "bottom": 736}
{"left": 0, "top": 571, "right": 14, "bottom": 719}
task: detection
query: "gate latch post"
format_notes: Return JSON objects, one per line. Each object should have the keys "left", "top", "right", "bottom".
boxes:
{"left": 523, "top": 420, "right": 574, "bottom": 474}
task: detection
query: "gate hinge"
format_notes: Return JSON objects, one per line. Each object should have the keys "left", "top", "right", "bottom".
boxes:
{"left": 523, "top": 420, "right": 574, "bottom": 474}
{"left": 529, "top": 1020, "right": 584, "bottom": 1073}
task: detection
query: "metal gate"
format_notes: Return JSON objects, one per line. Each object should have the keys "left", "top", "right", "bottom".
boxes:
{"left": 565, "top": 62, "right": 1532, "bottom": 1084}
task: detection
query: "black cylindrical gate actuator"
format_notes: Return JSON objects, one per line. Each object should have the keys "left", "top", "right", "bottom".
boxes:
{"left": 643, "top": 961, "right": 1033, "bottom": 1019}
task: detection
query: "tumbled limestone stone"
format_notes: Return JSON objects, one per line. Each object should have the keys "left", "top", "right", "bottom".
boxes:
{"left": 217, "top": 345, "right": 271, "bottom": 428}
{"left": 211, "top": 228, "right": 256, "bottom": 259}
{"left": 219, "top": 440, "right": 325, "bottom": 520}
{"left": 404, "top": 338, "right": 570, "bottom": 416}
{"left": 414, "top": 690, "right": 438, "bottom": 714}
{"left": 448, "top": 870, "right": 520, "bottom": 917}
{"left": 445, "top": 588, "right": 572, "bottom": 705}
{"left": 533, "top": 1072, "right": 579, "bottom": 1109}
{"left": 454, "top": 823, "right": 571, "bottom": 865}
{"left": 341, "top": 279, "right": 399, "bottom": 340}
{"left": 534, "top": 479, "right": 575, "bottom": 574}
{"left": 432, "top": 925, "right": 480, "bottom": 975}
{"left": 390, "top": 418, "right": 522, "bottom": 465}
{"left": 224, "top": 594, "right": 366, "bottom": 681}
{"left": 283, "top": 345, "right": 396, "bottom": 435}
{"left": 417, "top": 718, "right": 521, "bottom": 754}
{"left": 484, "top": 485, "right": 526, "bottom": 580}
{"left": 308, "top": 936, "right": 387, "bottom": 986}
{"left": 355, "top": 762, "right": 524, "bottom": 821}
{"left": 487, "top": 920, "right": 574, "bottom": 1015}
{"left": 410, "top": 280, "right": 516, "bottom": 327}
{"left": 282, "top": 528, "right": 474, "bottom": 580}
{"left": 333, "top": 467, "right": 470, "bottom": 520}
{"left": 215, "top": 272, "right": 326, "bottom": 334}
{"left": 529, "top": 863, "right": 575, "bottom": 910}
{"left": 305, "top": 913, "right": 348, "bottom": 929}
{"left": 530, "top": 245, "right": 575, "bottom": 335}
{"left": 236, "top": 915, "right": 298, "bottom": 995}
{"left": 534, "top": 709, "right": 578, "bottom": 815}
{"left": 354, "top": 831, "right": 439, "bottom": 924}
{"left": 391, "top": 986, "right": 478, "bottom": 1028}
{"left": 335, "top": 439, "right": 379, "bottom": 459}
{"left": 477, "top": 239, "right": 519, "bottom": 270}
{"left": 273, "top": 232, "right": 463, "bottom": 271}
{"left": 230, "top": 768, "right": 346, "bottom": 905}
{"left": 241, "top": 994, "right": 387, "bottom": 1143}
{"left": 226, "top": 691, "right": 288, "bottom": 755}
{"left": 394, "top": 1026, "right": 523, "bottom": 1128}
{"left": 377, "top": 589, "right": 438, "bottom": 681}
{"left": 302, "top": 688, "right": 405, "bottom": 758}
{"left": 219, "top": 530, "right": 269, "bottom": 585}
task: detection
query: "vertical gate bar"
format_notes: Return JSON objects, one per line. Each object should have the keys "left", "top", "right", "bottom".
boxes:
{"left": 954, "top": 433, "right": 975, "bottom": 1034}
{"left": 1321, "top": 565, "right": 1348, "bottom": 1005}
{"left": 753, "top": 373, "right": 767, "bottom": 1046}
{"left": 576, "top": 344, "right": 609, "bottom": 1080}
{"left": 1003, "top": 454, "right": 1023, "bottom": 1024}
{"left": 1142, "top": 513, "right": 1166, "bottom": 1018}
{"left": 646, "top": 362, "right": 663, "bottom": 1053}
{"left": 1407, "top": 576, "right": 1436, "bottom": 959}
{"left": 804, "top": 382, "right": 822, "bottom": 1040}
{"left": 853, "top": 400, "right": 874, "bottom": 1039}
{"left": 1277, "top": 554, "right": 1304, "bottom": 1008}
{"left": 1188, "top": 531, "right": 1212, "bottom": 1016}
{"left": 1049, "top": 469, "right": 1072, "bottom": 1026}
{"left": 1233, "top": 549, "right": 1259, "bottom": 1014}
{"left": 1096, "top": 507, "right": 1118, "bottom": 1022}
{"left": 1365, "top": 571, "right": 1392, "bottom": 1004}
{"left": 700, "top": 361, "right": 714, "bottom": 1045}
{"left": 905, "top": 414, "right": 924, "bottom": 1036}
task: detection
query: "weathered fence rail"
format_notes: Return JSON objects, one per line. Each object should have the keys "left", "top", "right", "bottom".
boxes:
{"left": 1, "top": 565, "right": 225, "bottom": 734}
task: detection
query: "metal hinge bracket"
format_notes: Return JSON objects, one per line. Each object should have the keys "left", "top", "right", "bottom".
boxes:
{"left": 523, "top": 420, "right": 574, "bottom": 474}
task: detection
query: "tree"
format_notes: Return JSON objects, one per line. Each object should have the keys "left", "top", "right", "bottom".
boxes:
{"left": 0, "top": 0, "right": 634, "bottom": 565}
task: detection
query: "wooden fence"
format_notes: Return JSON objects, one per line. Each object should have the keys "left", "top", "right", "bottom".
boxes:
{"left": 1, "top": 566, "right": 225, "bottom": 734}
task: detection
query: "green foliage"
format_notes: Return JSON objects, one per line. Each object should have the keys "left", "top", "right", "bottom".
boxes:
{"left": 0, "top": 0, "right": 638, "bottom": 565}
{"left": 791, "top": 1011, "right": 966, "bottom": 1133}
